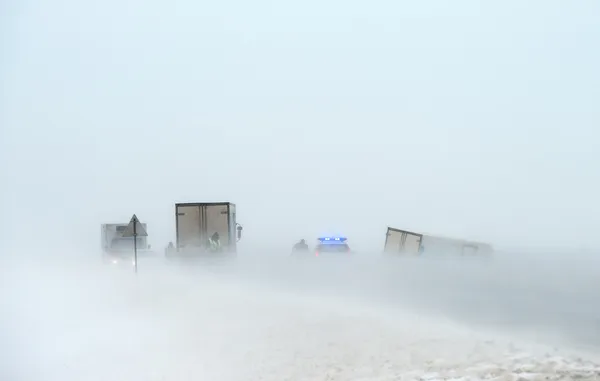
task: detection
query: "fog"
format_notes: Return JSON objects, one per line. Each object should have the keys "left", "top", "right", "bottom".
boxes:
{"left": 2, "top": 0, "right": 600, "bottom": 379}
{"left": 2, "top": 0, "right": 600, "bottom": 252}
{"left": 2, "top": 247, "right": 600, "bottom": 380}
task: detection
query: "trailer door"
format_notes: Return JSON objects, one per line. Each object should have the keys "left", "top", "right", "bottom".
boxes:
{"left": 384, "top": 228, "right": 403, "bottom": 253}
{"left": 176, "top": 205, "right": 203, "bottom": 248}
{"left": 384, "top": 227, "right": 422, "bottom": 255}
{"left": 402, "top": 233, "right": 421, "bottom": 254}
{"left": 204, "top": 204, "right": 231, "bottom": 247}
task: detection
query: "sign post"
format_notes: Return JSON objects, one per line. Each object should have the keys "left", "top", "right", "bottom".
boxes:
{"left": 121, "top": 214, "right": 148, "bottom": 273}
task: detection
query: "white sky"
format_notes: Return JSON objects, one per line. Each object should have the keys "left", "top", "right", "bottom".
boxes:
{"left": 1, "top": 0, "right": 599, "bottom": 252}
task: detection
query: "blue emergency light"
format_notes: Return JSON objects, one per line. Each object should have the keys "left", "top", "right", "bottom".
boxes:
{"left": 318, "top": 237, "right": 348, "bottom": 244}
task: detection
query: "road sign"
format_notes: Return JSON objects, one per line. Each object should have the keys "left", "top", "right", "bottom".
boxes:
{"left": 121, "top": 214, "right": 148, "bottom": 238}
{"left": 122, "top": 214, "right": 147, "bottom": 274}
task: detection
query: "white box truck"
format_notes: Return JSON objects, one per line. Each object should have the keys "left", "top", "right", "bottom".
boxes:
{"left": 101, "top": 223, "right": 151, "bottom": 252}
{"left": 166, "top": 202, "right": 242, "bottom": 256}
{"left": 101, "top": 223, "right": 152, "bottom": 264}
{"left": 383, "top": 227, "right": 493, "bottom": 257}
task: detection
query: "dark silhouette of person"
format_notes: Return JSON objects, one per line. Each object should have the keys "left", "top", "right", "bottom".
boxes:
{"left": 293, "top": 239, "right": 309, "bottom": 251}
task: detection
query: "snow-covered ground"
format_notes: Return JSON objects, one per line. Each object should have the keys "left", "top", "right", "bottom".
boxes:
{"left": 1, "top": 250, "right": 599, "bottom": 381}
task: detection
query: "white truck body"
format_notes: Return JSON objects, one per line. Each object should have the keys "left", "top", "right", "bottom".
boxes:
{"left": 173, "top": 202, "right": 239, "bottom": 254}
{"left": 101, "top": 223, "right": 150, "bottom": 253}
{"left": 420, "top": 234, "right": 493, "bottom": 256}
{"left": 383, "top": 227, "right": 423, "bottom": 256}
{"left": 384, "top": 227, "right": 493, "bottom": 256}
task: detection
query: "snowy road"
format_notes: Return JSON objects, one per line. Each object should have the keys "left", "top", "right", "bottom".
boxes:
{"left": 2, "top": 251, "right": 600, "bottom": 380}
{"left": 165, "top": 251, "right": 600, "bottom": 349}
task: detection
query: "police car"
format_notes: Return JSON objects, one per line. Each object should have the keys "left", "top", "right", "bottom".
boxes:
{"left": 315, "top": 237, "right": 351, "bottom": 256}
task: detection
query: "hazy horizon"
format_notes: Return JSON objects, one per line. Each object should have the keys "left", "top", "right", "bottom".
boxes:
{"left": 2, "top": 1, "right": 599, "bottom": 252}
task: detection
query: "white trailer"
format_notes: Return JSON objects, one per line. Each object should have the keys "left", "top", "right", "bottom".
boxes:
{"left": 383, "top": 227, "right": 493, "bottom": 256}
{"left": 383, "top": 227, "right": 423, "bottom": 256}
{"left": 101, "top": 223, "right": 150, "bottom": 253}
{"left": 167, "top": 202, "right": 243, "bottom": 256}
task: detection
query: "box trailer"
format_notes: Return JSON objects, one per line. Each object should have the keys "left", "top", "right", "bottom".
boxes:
{"left": 420, "top": 235, "right": 493, "bottom": 256}
{"left": 101, "top": 223, "right": 150, "bottom": 253}
{"left": 383, "top": 227, "right": 423, "bottom": 255}
{"left": 383, "top": 227, "right": 493, "bottom": 256}
{"left": 170, "top": 202, "right": 242, "bottom": 255}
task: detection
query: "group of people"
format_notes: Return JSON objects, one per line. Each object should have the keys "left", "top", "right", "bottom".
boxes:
{"left": 166, "top": 232, "right": 222, "bottom": 252}
{"left": 208, "top": 232, "right": 221, "bottom": 250}
{"left": 168, "top": 235, "right": 308, "bottom": 253}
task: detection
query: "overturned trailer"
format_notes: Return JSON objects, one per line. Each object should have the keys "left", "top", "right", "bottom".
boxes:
{"left": 383, "top": 227, "right": 493, "bottom": 257}
{"left": 166, "top": 202, "right": 243, "bottom": 257}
